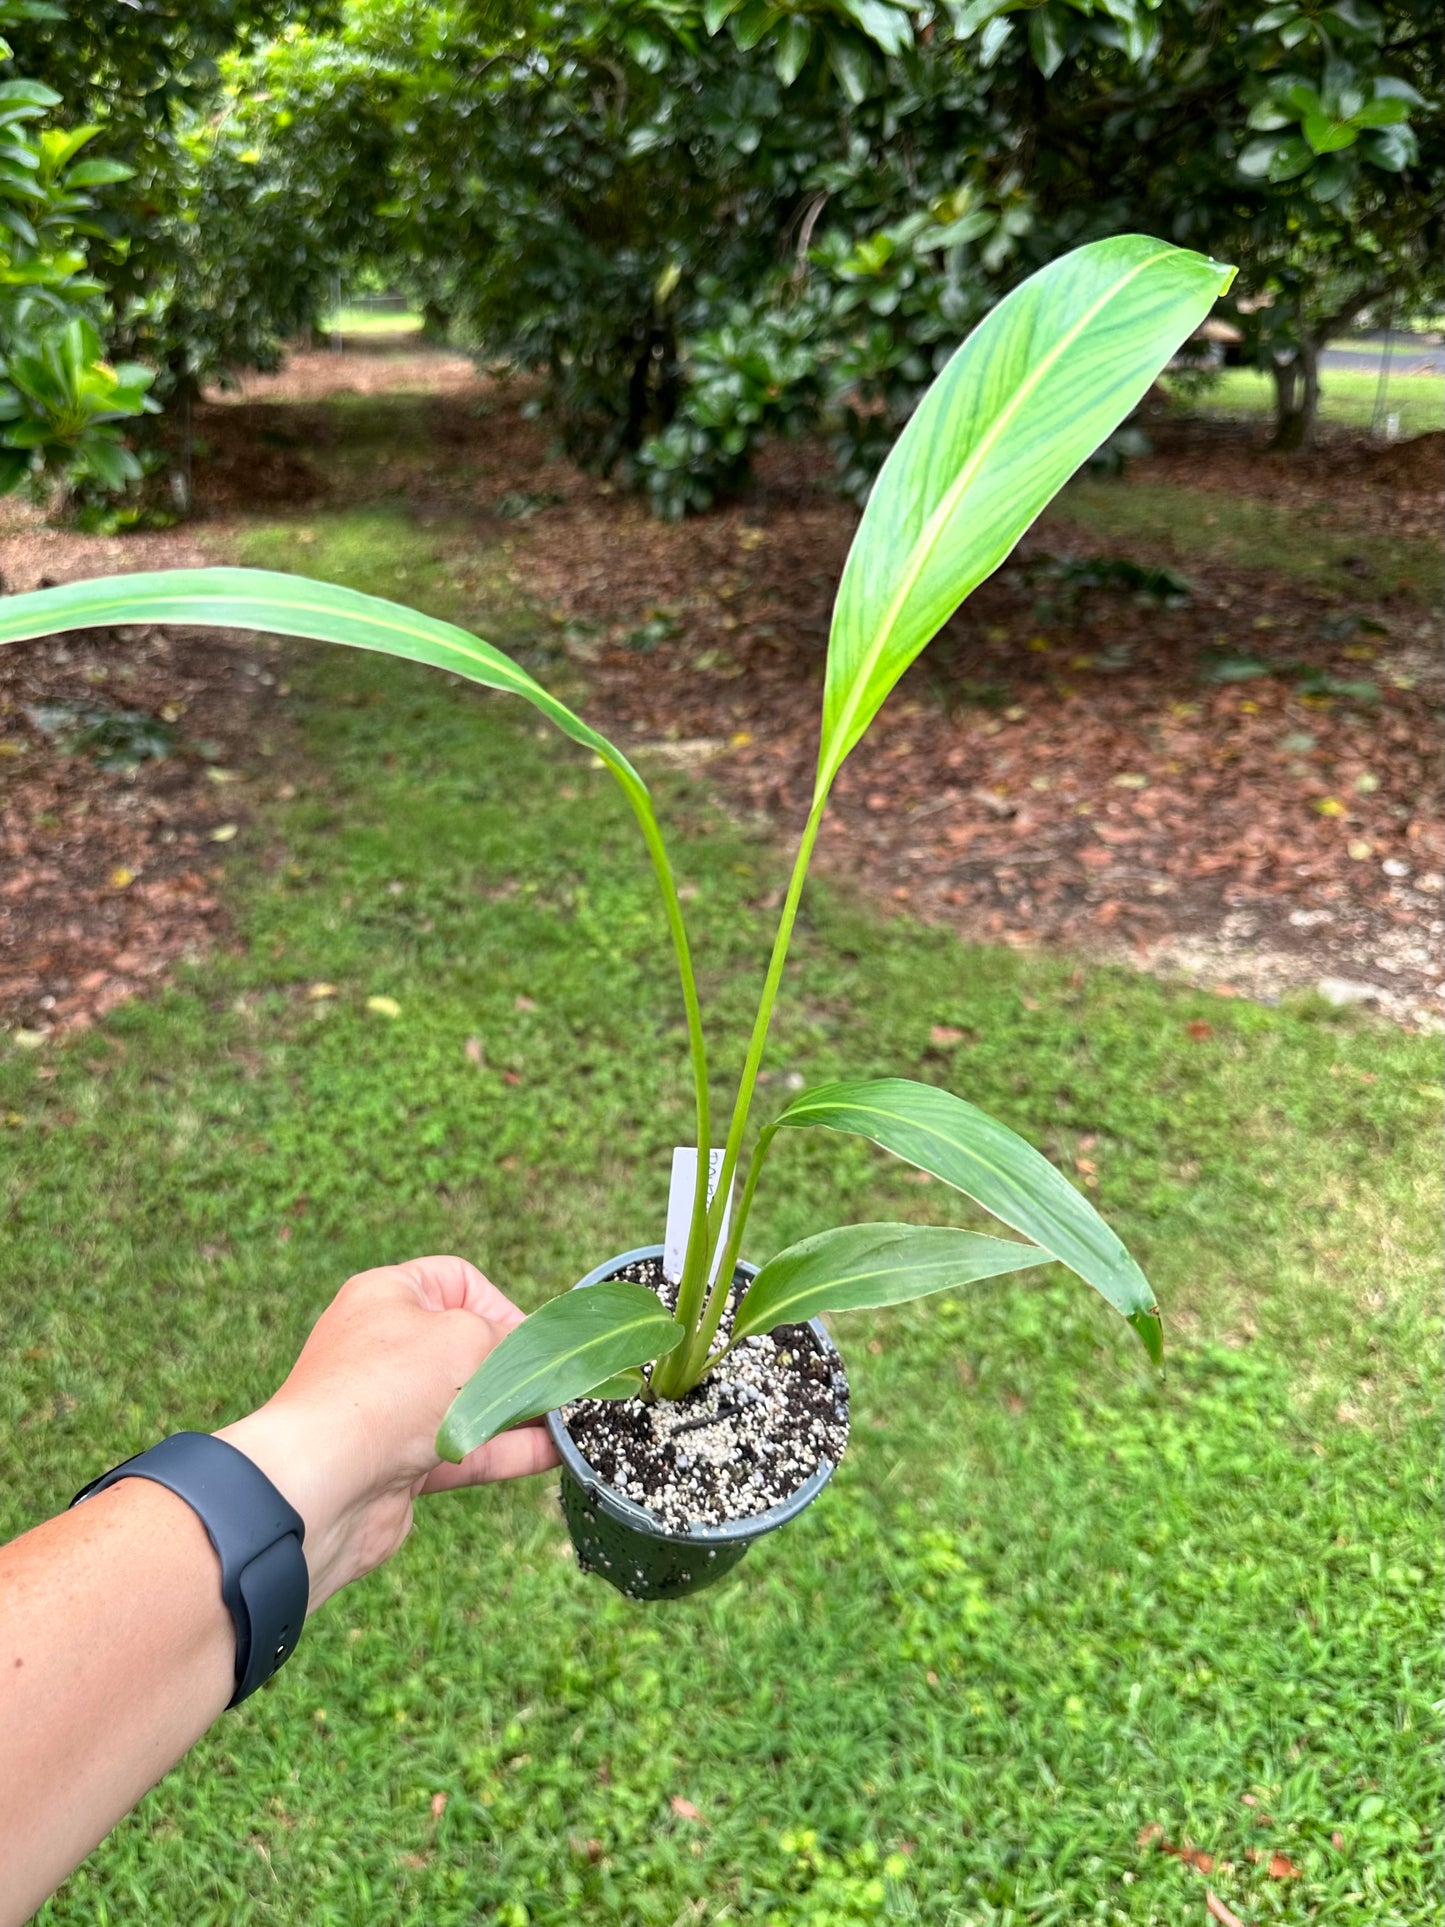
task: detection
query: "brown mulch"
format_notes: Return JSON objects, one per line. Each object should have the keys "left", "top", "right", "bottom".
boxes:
{"left": 1133, "top": 406, "right": 1443, "bottom": 541}
{"left": 212, "top": 339, "right": 478, "bottom": 404}
{"left": 0, "top": 614, "right": 282, "bottom": 1036}
{"left": 1, "top": 343, "right": 1440, "bottom": 1037}
{"left": 487, "top": 410, "right": 1442, "bottom": 1024}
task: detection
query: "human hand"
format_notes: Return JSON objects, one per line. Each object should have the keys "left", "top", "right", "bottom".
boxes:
{"left": 217, "top": 1257, "right": 558, "bottom": 1613}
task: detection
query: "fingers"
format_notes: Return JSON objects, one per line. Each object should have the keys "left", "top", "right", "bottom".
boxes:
{"left": 395, "top": 1255, "right": 528, "bottom": 1329}
{"left": 419, "top": 1420, "right": 560, "bottom": 1493}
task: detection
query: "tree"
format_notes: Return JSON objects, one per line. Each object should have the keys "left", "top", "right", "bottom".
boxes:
{"left": 2, "top": 0, "right": 336, "bottom": 404}
{"left": 0, "top": 4, "right": 156, "bottom": 499}
{"left": 959, "top": 0, "right": 1443, "bottom": 448}
{"left": 166, "top": 0, "right": 1445, "bottom": 497}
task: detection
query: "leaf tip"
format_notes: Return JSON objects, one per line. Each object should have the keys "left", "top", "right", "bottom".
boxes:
{"left": 1129, "top": 1304, "right": 1165, "bottom": 1368}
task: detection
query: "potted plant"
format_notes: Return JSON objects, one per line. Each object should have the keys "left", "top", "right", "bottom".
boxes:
{"left": 0, "top": 235, "right": 1234, "bottom": 1599}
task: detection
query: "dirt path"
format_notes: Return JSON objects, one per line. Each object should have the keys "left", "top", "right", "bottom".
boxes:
{"left": 2, "top": 342, "right": 1439, "bottom": 1037}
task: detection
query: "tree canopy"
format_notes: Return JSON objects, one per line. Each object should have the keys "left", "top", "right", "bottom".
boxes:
{"left": 215, "top": 0, "right": 1440, "bottom": 501}
{"left": 0, "top": 0, "right": 1439, "bottom": 505}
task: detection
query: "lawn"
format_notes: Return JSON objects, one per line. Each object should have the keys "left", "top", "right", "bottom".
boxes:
{"left": 1050, "top": 475, "right": 1443, "bottom": 605}
{"left": 2, "top": 505, "right": 1439, "bottom": 1925}
{"left": 1168, "top": 365, "right": 1443, "bottom": 440}
{"left": 321, "top": 304, "right": 425, "bottom": 338}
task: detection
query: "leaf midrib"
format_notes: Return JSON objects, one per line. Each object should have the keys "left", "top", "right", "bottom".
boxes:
{"left": 739, "top": 1239, "right": 1043, "bottom": 1330}
{"left": 818, "top": 246, "right": 1174, "bottom": 792}
{"left": 0, "top": 569, "right": 646, "bottom": 785}
{"left": 785, "top": 1091, "right": 1137, "bottom": 1285}
{"left": 455, "top": 1307, "right": 680, "bottom": 1424}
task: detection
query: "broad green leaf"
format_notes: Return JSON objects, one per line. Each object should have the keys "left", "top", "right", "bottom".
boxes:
{"left": 729, "top": 0, "right": 779, "bottom": 50}
{"left": 0, "top": 566, "right": 654, "bottom": 815}
{"left": 826, "top": 27, "right": 873, "bottom": 101}
{"left": 774, "top": 1078, "right": 1162, "bottom": 1361}
{"left": 64, "top": 158, "right": 135, "bottom": 188}
{"left": 436, "top": 1282, "right": 684, "bottom": 1459}
{"left": 585, "top": 1369, "right": 648, "bottom": 1400}
{"left": 732, "top": 1221, "right": 1047, "bottom": 1342}
{"left": 1302, "top": 110, "right": 1357, "bottom": 152}
{"left": 816, "top": 235, "right": 1234, "bottom": 797}
{"left": 774, "top": 15, "right": 813, "bottom": 83}
{"left": 835, "top": 0, "right": 915, "bottom": 57}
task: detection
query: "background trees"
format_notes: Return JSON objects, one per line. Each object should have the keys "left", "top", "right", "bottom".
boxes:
{"left": 0, "top": 0, "right": 1439, "bottom": 506}
{"left": 222, "top": 0, "right": 1440, "bottom": 504}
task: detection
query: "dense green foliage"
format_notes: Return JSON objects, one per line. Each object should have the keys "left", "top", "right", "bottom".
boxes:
{"left": 212, "top": 0, "right": 1442, "bottom": 506}
{"left": 1, "top": 0, "right": 333, "bottom": 404}
{"left": 0, "top": 4, "right": 157, "bottom": 496}
{"left": 0, "top": 0, "right": 1437, "bottom": 502}
{"left": 3, "top": 556, "right": 1438, "bottom": 1920}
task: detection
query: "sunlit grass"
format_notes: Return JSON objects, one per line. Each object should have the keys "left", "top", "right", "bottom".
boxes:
{"left": 1167, "top": 363, "right": 1443, "bottom": 439}
{"left": 320, "top": 304, "right": 425, "bottom": 337}
{"left": 1050, "top": 475, "right": 1443, "bottom": 603}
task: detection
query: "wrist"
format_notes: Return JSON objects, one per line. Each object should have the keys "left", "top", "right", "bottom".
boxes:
{"left": 215, "top": 1403, "right": 357, "bottom": 1614}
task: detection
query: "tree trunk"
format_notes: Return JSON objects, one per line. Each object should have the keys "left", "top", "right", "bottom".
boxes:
{"left": 1271, "top": 337, "right": 1320, "bottom": 451}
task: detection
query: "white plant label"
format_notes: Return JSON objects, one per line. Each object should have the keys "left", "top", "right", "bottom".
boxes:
{"left": 663, "top": 1147, "right": 733, "bottom": 1285}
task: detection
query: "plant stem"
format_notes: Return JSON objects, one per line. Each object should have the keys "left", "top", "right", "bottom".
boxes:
{"left": 656, "top": 794, "right": 827, "bottom": 1395}
{"left": 627, "top": 795, "right": 713, "bottom": 1300}
{"left": 678, "top": 1125, "right": 776, "bottom": 1380}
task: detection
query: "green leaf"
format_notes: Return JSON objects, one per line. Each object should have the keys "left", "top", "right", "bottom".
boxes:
{"left": 1302, "top": 110, "right": 1357, "bottom": 153}
{"left": 64, "top": 158, "right": 135, "bottom": 188}
{"left": 729, "top": 0, "right": 779, "bottom": 51}
{"left": 835, "top": 0, "right": 915, "bottom": 57}
{"left": 1371, "top": 75, "right": 1424, "bottom": 106}
{"left": 815, "top": 235, "right": 1234, "bottom": 797}
{"left": 1351, "top": 96, "right": 1408, "bottom": 127}
{"left": 1028, "top": 5, "right": 1065, "bottom": 77}
{"left": 436, "top": 1282, "right": 684, "bottom": 1460}
{"left": 1266, "top": 134, "right": 1316, "bottom": 178}
{"left": 0, "top": 79, "right": 61, "bottom": 111}
{"left": 0, "top": 567, "right": 654, "bottom": 816}
{"left": 732, "top": 1221, "right": 1047, "bottom": 1342}
{"left": 1362, "top": 123, "right": 1416, "bottom": 169}
{"left": 773, "top": 1078, "right": 1162, "bottom": 1361}
{"left": 826, "top": 27, "right": 873, "bottom": 100}
{"left": 585, "top": 1369, "right": 648, "bottom": 1400}
{"left": 774, "top": 14, "right": 813, "bottom": 83}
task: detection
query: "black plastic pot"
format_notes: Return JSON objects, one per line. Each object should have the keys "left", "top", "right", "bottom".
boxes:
{"left": 545, "top": 1244, "right": 843, "bottom": 1601}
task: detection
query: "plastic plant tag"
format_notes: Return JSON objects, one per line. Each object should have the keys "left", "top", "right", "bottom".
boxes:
{"left": 662, "top": 1148, "right": 733, "bottom": 1284}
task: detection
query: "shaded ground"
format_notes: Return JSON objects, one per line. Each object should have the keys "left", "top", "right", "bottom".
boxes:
{"left": 0, "top": 609, "right": 283, "bottom": 1035}
{"left": 1, "top": 339, "right": 1440, "bottom": 1035}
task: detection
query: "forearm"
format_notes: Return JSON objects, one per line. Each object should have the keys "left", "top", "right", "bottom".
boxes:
{"left": 0, "top": 1480, "right": 236, "bottom": 1927}
{"left": 0, "top": 1256, "right": 554, "bottom": 1923}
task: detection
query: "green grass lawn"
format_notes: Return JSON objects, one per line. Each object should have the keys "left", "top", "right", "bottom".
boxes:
{"left": 321, "top": 305, "right": 425, "bottom": 338}
{"left": 1166, "top": 365, "right": 1443, "bottom": 439}
{"left": 2, "top": 502, "right": 1438, "bottom": 1926}
{"left": 1050, "top": 475, "right": 1444, "bottom": 605}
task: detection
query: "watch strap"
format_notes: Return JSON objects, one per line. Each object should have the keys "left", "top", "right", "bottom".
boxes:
{"left": 72, "top": 1430, "right": 309, "bottom": 1706}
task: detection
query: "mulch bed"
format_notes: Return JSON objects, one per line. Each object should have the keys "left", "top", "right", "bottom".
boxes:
{"left": 1, "top": 346, "right": 1439, "bottom": 1037}
{"left": 492, "top": 415, "right": 1442, "bottom": 1024}
{"left": 1134, "top": 406, "right": 1442, "bottom": 542}
{"left": 0, "top": 616, "right": 281, "bottom": 1037}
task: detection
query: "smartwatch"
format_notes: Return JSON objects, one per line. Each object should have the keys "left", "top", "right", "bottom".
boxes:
{"left": 72, "top": 1431, "right": 309, "bottom": 1707}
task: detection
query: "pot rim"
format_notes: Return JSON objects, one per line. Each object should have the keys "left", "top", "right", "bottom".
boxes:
{"left": 544, "top": 1243, "right": 844, "bottom": 1547}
